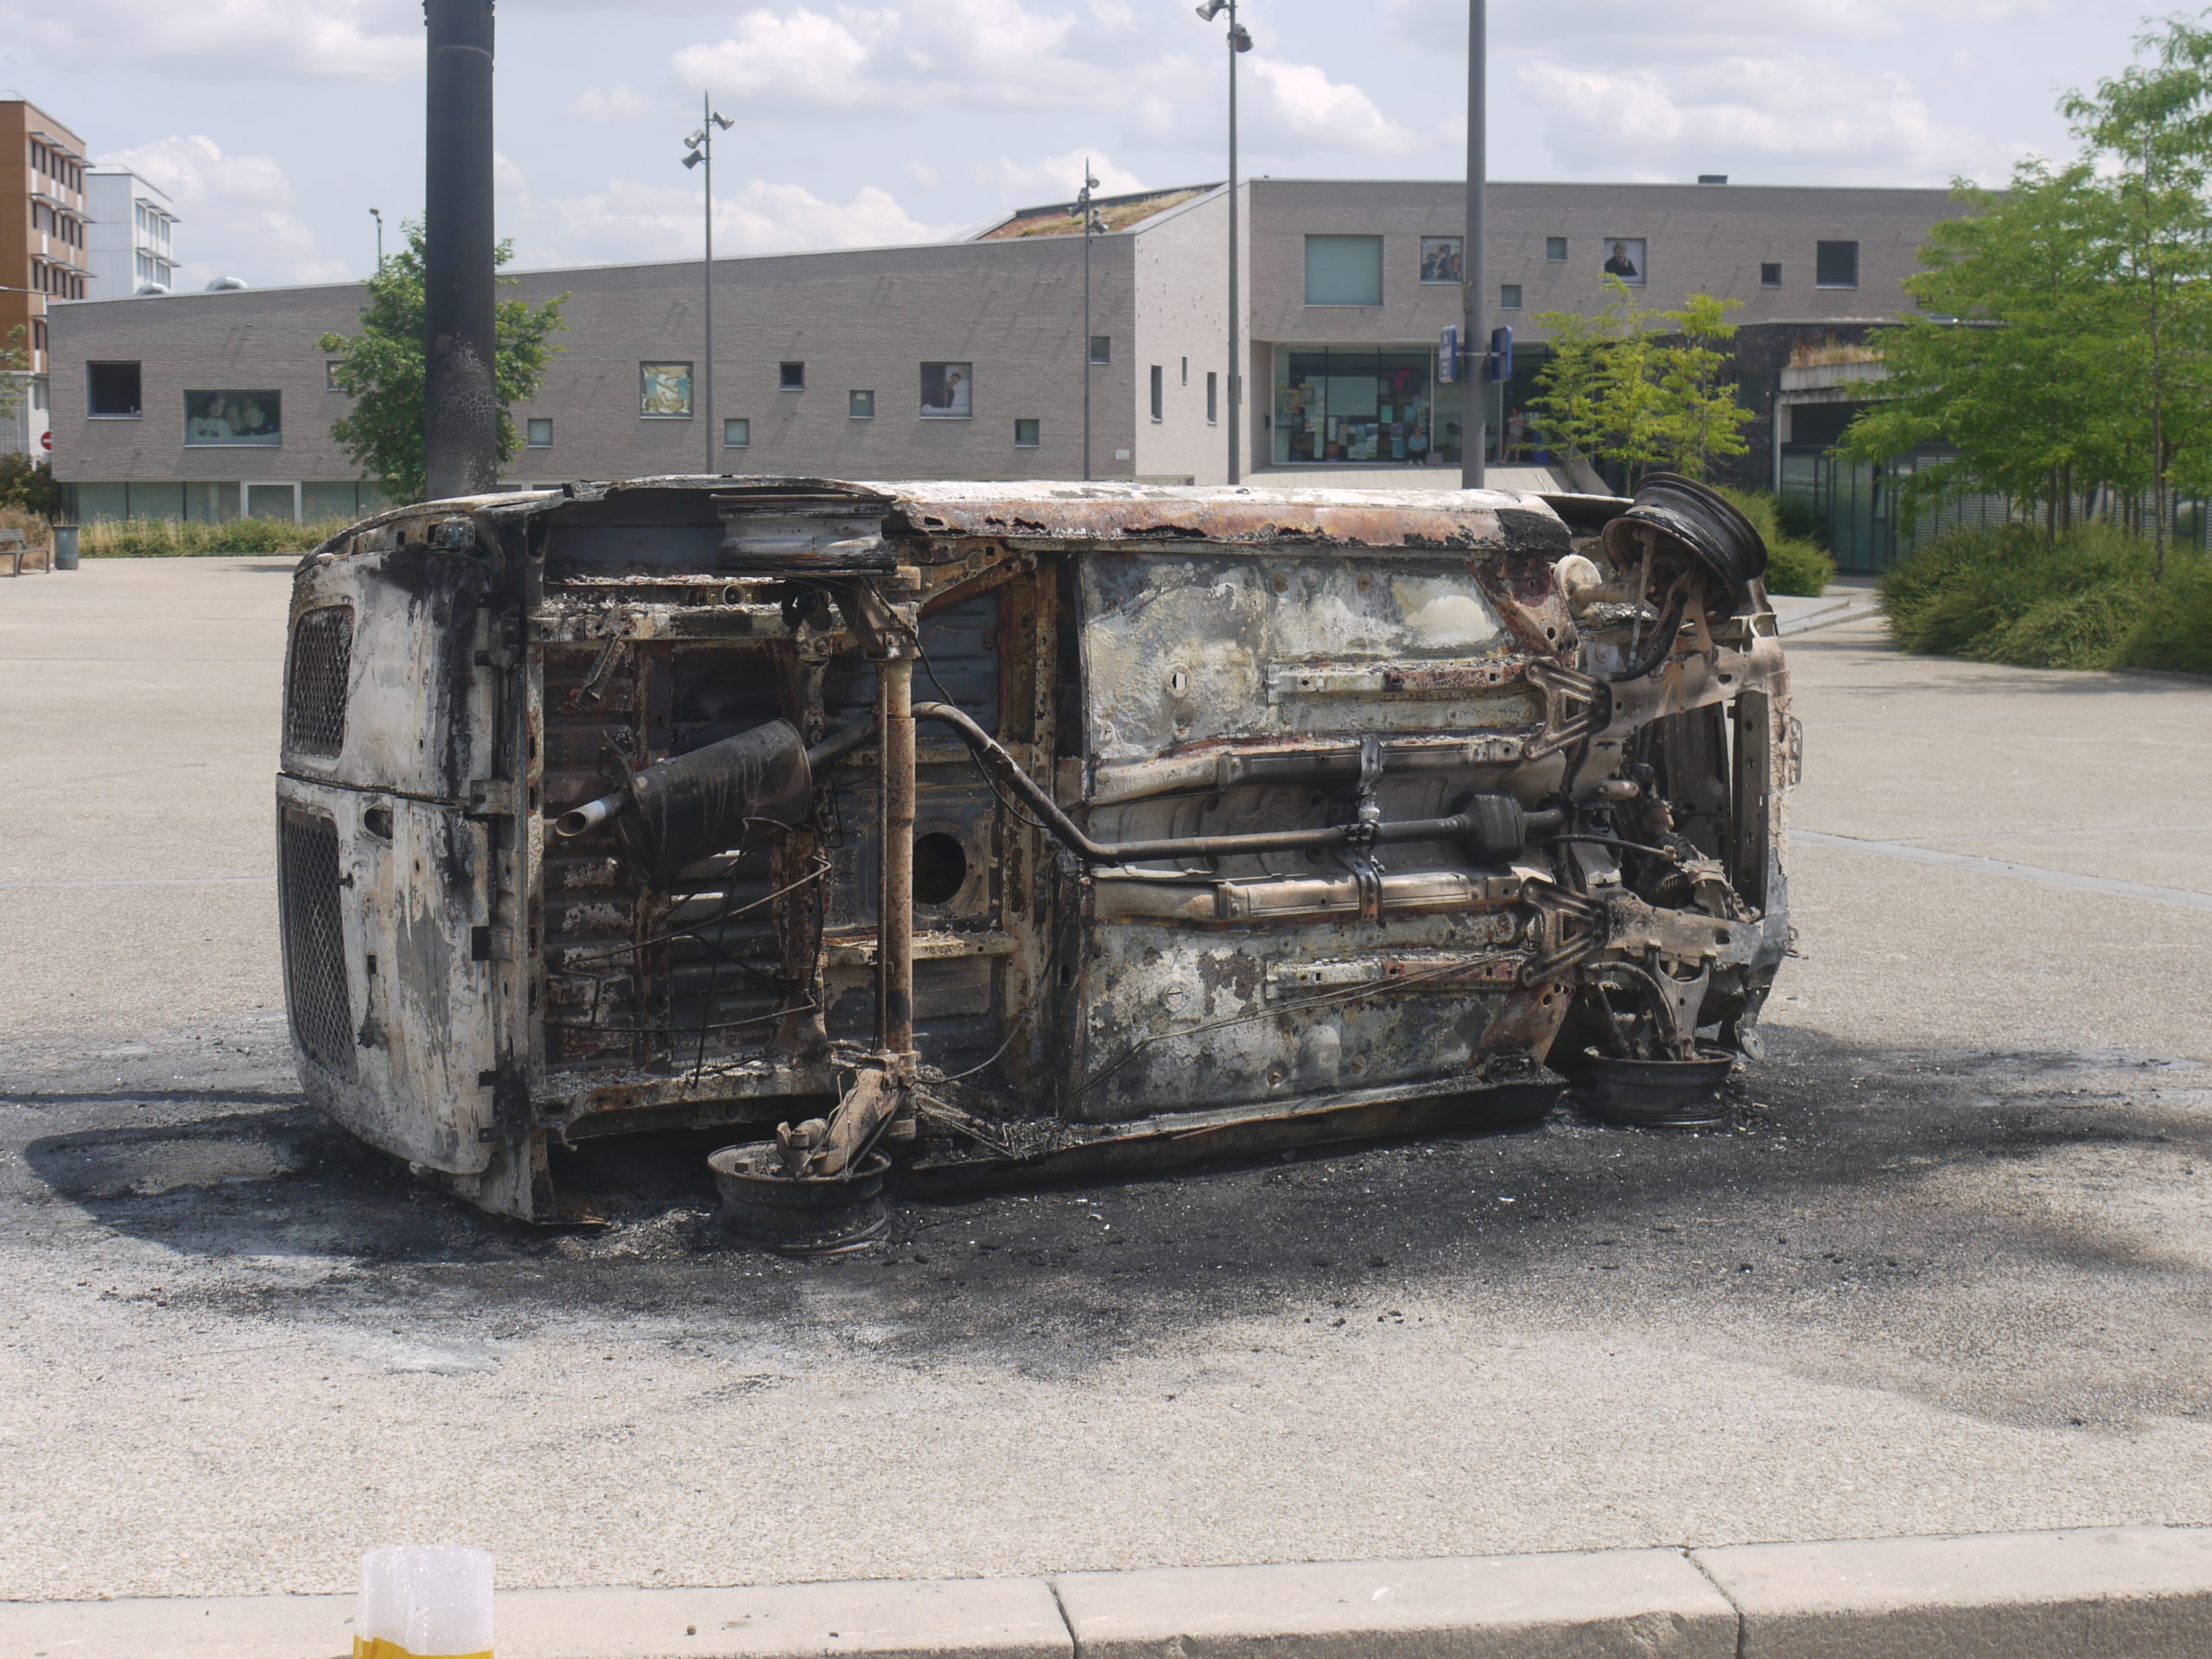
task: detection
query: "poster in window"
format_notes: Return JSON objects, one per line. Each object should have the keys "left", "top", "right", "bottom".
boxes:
{"left": 1602, "top": 238, "right": 1647, "bottom": 285}
{"left": 920, "top": 361, "right": 972, "bottom": 418}
{"left": 1419, "top": 237, "right": 1464, "bottom": 284}
{"left": 639, "top": 361, "right": 694, "bottom": 417}
{"left": 183, "top": 390, "right": 282, "bottom": 446}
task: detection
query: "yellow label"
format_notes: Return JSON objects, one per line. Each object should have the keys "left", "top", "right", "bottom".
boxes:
{"left": 353, "top": 1640, "right": 493, "bottom": 1659}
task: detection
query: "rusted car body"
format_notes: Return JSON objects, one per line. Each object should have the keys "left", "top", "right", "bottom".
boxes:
{"left": 276, "top": 476, "right": 1791, "bottom": 1229}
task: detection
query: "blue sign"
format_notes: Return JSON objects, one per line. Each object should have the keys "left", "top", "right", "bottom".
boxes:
{"left": 1437, "top": 325, "right": 1459, "bottom": 385}
{"left": 1490, "top": 325, "right": 1514, "bottom": 381}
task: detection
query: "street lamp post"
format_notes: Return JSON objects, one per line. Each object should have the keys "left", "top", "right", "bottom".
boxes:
{"left": 1195, "top": 0, "right": 1252, "bottom": 486}
{"left": 1459, "top": 0, "right": 1487, "bottom": 489}
{"left": 1077, "top": 162, "right": 1103, "bottom": 481}
{"left": 683, "top": 96, "right": 734, "bottom": 474}
{"left": 370, "top": 207, "right": 384, "bottom": 273}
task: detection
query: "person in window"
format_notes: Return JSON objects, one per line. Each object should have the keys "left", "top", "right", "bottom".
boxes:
{"left": 188, "top": 396, "right": 234, "bottom": 442}
{"left": 1605, "top": 241, "right": 1640, "bottom": 281}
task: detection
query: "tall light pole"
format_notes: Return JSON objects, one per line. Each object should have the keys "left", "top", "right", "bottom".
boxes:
{"left": 370, "top": 207, "right": 384, "bottom": 273}
{"left": 1196, "top": 0, "right": 1252, "bottom": 486}
{"left": 1459, "top": 0, "right": 1487, "bottom": 489}
{"left": 1077, "top": 162, "right": 1103, "bottom": 480}
{"left": 683, "top": 95, "right": 734, "bottom": 474}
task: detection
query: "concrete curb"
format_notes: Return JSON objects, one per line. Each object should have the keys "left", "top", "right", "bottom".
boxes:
{"left": 6, "top": 1526, "right": 2210, "bottom": 1659}
{"left": 1777, "top": 596, "right": 1885, "bottom": 638}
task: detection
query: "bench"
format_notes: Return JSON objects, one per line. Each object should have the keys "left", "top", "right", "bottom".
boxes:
{"left": 0, "top": 526, "right": 46, "bottom": 576}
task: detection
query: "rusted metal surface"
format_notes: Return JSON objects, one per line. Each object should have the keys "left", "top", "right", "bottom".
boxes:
{"left": 276, "top": 474, "right": 1793, "bottom": 1222}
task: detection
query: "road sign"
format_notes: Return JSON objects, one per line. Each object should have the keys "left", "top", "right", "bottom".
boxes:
{"left": 39, "top": 429, "right": 50, "bottom": 452}
{"left": 1437, "top": 325, "right": 1458, "bottom": 385}
{"left": 1489, "top": 326, "right": 1513, "bottom": 382}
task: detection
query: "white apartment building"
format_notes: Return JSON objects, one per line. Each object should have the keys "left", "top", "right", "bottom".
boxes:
{"left": 86, "top": 167, "right": 178, "bottom": 299}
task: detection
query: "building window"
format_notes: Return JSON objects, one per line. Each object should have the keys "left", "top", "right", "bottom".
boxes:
{"left": 1545, "top": 237, "right": 1567, "bottom": 262}
{"left": 1180, "top": 357, "right": 1188, "bottom": 386}
{"left": 1500, "top": 284, "right": 1522, "bottom": 309}
{"left": 183, "top": 390, "right": 281, "bottom": 446}
{"left": 1089, "top": 335, "right": 1111, "bottom": 365}
{"left": 324, "top": 359, "right": 344, "bottom": 391}
{"left": 1150, "top": 365, "right": 1164, "bottom": 422}
{"left": 1420, "top": 237, "right": 1464, "bottom": 283}
{"left": 525, "top": 417, "right": 553, "bottom": 448}
{"left": 920, "top": 362, "right": 971, "bottom": 417}
{"left": 779, "top": 360, "right": 805, "bottom": 391}
{"left": 1205, "top": 371, "right": 1217, "bottom": 426}
{"left": 1305, "top": 234, "right": 1383, "bottom": 306}
{"left": 86, "top": 361, "right": 141, "bottom": 418}
{"left": 849, "top": 389, "right": 875, "bottom": 418}
{"left": 1603, "top": 238, "right": 1647, "bottom": 285}
{"left": 1014, "top": 418, "right": 1040, "bottom": 447}
{"left": 723, "top": 416, "right": 751, "bottom": 448}
{"left": 639, "top": 361, "right": 693, "bottom": 417}
{"left": 1273, "top": 348, "right": 1449, "bottom": 467}
{"left": 1761, "top": 263, "right": 1783, "bottom": 288}
{"left": 1816, "top": 241, "right": 1859, "bottom": 288}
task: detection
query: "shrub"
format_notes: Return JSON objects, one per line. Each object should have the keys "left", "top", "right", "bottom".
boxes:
{"left": 1718, "top": 486, "right": 1837, "bottom": 597}
{"left": 0, "top": 504, "right": 51, "bottom": 548}
{"left": 79, "top": 517, "right": 354, "bottom": 558}
{"left": 1880, "top": 520, "right": 2210, "bottom": 675}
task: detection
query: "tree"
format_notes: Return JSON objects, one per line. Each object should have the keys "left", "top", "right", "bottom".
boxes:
{"left": 0, "top": 454, "right": 65, "bottom": 519}
{"left": 0, "top": 325, "right": 30, "bottom": 429}
{"left": 1528, "top": 278, "right": 1752, "bottom": 484}
{"left": 2063, "top": 16, "right": 2212, "bottom": 574}
{"left": 1840, "top": 162, "right": 2126, "bottom": 534}
{"left": 319, "top": 222, "right": 568, "bottom": 505}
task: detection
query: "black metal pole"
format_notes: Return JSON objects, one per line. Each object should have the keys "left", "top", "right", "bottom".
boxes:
{"left": 423, "top": 0, "right": 499, "bottom": 502}
{"left": 702, "top": 92, "right": 715, "bottom": 475}
{"left": 1459, "top": 0, "right": 1487, "bottom": 488}
{"left": 1226, "top": 4, "right": 1241, "bottom": 486}
{"left": 1081, "top": 166, "right": 1094, "bottom": 481}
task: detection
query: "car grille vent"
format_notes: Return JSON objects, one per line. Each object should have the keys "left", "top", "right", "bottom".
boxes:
{"left": 279, "top": 807, "right": 355, "bottom": 1078}
{"left": 284, "top": 604, "right": 353, "bottom": 757}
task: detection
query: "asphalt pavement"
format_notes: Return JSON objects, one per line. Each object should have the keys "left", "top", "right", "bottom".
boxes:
{"left": 2, "top": 557, "right": 2209, "bottom": 1603}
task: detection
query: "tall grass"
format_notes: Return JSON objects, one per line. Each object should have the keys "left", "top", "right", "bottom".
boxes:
{"left": 1880, "top": 522, "right": 2212, "bottom": 675}
{"left": 80, "top": 517, "right": 354, "bottom": 558}
{"left": 1716, "top": 486, "right": 1837, "bottom": 597}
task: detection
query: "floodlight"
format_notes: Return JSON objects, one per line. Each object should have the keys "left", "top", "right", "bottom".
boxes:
{"left": 1194, "top": 1, "right": 1229, "bottom": 19}
{"left": 683, "top": 151, "right": 703, "bottom": 169}
{"left": 711, "top": 113, "right": 734, "bottom": 130}
{"left": 1230, "top": 23, "right": 1253, "bottom": 50}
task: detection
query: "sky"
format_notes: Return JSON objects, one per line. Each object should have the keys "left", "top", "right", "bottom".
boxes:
{"left": 0, "top": 0, "right": 2161, "bottom": 293}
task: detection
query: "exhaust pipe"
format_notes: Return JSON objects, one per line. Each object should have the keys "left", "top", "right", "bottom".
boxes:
{"left": 423, "top": 0, "right": 499, "bottom": 502}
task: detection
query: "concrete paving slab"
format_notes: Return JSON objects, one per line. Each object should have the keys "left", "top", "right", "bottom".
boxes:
{"left": 1695, "top": 1525, "right": 2212, "bottom": 1659}
{"left": 1052, "top": 1551, "right": 1735, "bottom": 1658}
{"left": 0, "top": 1576, "right": 1072, "bottom": 1659}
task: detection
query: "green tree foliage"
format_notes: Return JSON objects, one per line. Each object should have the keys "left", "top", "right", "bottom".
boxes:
{"left": 1528, "top": 278, "right": 1753, "bottom": 483}
{"left": 319, "top": 222, "right": 568, "bottom": 505}
{"left": 1845, "top": 17, "right": 2212, "bottom": 575}
{"left": 0, "top": 454, "right": 64, "bottom": 519}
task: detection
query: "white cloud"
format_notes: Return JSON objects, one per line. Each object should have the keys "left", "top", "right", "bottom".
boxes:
{"left": 525, "top": 175, "right": 948, "bottom": 265}
{"left": 990, "top": 149, "right": 1147, "bottom": 205}
{"left": 0, "top": 0, "right": 416, "bottom": 79}
{"left": 1515, "top": 56, "right": 1978, "bottom": 184}
{"left": 1249, "top": 60, "right": 1420, "bottom": 156}
{"left": 569, "top": 84, "right": 661, "bottom": 122}
{"left": 99, "top": 135, "right": 347, "bottom": 288}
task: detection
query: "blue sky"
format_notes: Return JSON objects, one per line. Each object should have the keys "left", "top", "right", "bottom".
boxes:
{"left": 0, "top": 0, "right": 2155, "bottom": 290}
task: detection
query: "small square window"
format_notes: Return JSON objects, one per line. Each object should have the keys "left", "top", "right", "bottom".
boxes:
{"left": 1761, "top": 263, "right": 1783, "bottom": 288}
{"left": 639, "top": 361, "right": 692, "bottom": 417}
{"left": 920, "top": 362, "right": 971, "bottom": 417}
{"left": 86, "top": 360, "right": 140, "bottom": 417}
{"left": 524, "top": 417, "right": 553, "bottom": 448}
{"left": 1305, "top": 234, "right": 1383, "bottom": 306}
{"left": 1545, "top": 237, "right": 1568, "bottom": 262}
{"left": 1089, "top": 335, "right": 1111, "bottom": 365}
{"left": 849, "top": 389, "right": 874, "bottom": 418}
{"left": 1014, "top": 417, "right": 1040, "bottom": 447}
{"left": 1815, "top": 241, "right": 1859, "bottom": 288}
{"left": 723, "top": 416, "right": 750, "bottom": 448}
{"left": 779, "top": 361, "right": 805, "bottom": 391}
{"left": 324, "top": 359, "right": 343, "bottom": 391}
{"left": 1500, "top": 284, "right": 1522, "bottom": 309}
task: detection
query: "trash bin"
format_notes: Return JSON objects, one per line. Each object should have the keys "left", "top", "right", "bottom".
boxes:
{"left": 52, "top": 524, "right": 78, "bottom": 570}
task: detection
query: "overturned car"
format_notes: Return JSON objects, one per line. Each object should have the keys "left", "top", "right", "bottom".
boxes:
{"left": 276, "top": 474, "right": 1793, "bottom": 1247}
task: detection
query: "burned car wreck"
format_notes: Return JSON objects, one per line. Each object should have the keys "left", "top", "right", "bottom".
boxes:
{"left": 276, "top": 474, "right": 1792, "bottom": 1249}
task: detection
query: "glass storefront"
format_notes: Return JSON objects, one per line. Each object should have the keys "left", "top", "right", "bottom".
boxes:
{"left": 1273, "top": 349, "right": 1456, "bottom": 467}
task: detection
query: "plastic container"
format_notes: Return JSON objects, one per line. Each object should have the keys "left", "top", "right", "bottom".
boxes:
{"left": 355, "top": 1544, "right": 494, "bottom": 1658}
{"left": 51, "top": 524, "right": 78, "bottom": 570}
